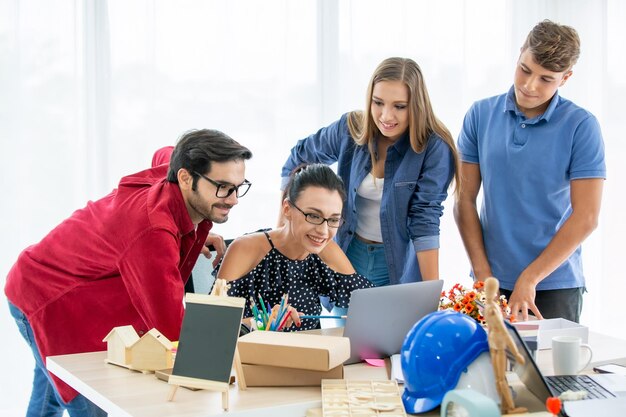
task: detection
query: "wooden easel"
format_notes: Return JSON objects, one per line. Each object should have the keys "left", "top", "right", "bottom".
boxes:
{"left": 168, "top": 375, "right": 231, "bottom": 409}
{"left": 167, "top": 280, "right": 247, "bottom": 411}
{"left": 211, "top": 278, "right": 247, "bottom": 392}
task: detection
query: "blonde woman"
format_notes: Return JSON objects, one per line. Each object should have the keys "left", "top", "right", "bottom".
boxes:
{"left": 281, "top": 57, "right": 459, "bottom": 289}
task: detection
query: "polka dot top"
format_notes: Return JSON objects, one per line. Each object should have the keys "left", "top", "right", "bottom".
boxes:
{"left": 226, "top": 231, "right": 373, "bottom": 331}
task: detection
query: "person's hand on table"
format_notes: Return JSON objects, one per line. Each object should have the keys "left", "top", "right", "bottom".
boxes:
{"left": 509, "top": 273, "right": 544, "bottom": 322}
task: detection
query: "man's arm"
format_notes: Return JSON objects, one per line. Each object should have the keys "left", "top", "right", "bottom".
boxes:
{"left": 118, "top": 230, "right": 186, "bottom": 341}
{"left": 453, "top": 162, "right": 493, "bottom": 280}
{"left": 202, "top": 232, "right": 226, "bottom": 268}
{"left": 508, "top": 178, "right": 604, "bottom": 321}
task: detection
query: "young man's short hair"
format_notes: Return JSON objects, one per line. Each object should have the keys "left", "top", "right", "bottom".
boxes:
{"left": 522, "top": 19, "right": 580, "bottom": 72}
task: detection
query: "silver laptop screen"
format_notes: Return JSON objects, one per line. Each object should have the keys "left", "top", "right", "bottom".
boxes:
{"left": 505, "top": 321, "right": 553, "bottom": 401}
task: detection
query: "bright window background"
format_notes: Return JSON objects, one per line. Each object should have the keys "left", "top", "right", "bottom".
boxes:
{"left": 1, "top": 0, "right": 624, "bottom": 413}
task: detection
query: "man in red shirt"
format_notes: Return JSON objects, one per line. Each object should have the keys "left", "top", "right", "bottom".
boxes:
{"left": 5, "top": 129, "right": 252, "bottom": 417}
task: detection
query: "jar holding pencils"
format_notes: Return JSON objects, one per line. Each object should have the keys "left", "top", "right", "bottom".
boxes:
{"left": 249, "top": 293, "right": 300, "bottom": 332}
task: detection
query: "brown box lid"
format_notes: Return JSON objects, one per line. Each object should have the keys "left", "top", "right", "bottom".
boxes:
{"left": 237, "top": 331, "right": 350, "bottom": 371}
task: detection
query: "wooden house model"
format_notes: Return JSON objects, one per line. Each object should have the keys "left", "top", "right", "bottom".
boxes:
{"left": 129, "top": 328, "right": 173, "bottom": 371}
{"left": 103, "top": 326, "right": 173, "bottom": 371}
{"left": 102, "top": 325, "right": 140, "bottom": 367}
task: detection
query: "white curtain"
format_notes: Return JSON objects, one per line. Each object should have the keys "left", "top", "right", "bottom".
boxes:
{"left": 1, "top": 0, "right": 624, "bottom": 412}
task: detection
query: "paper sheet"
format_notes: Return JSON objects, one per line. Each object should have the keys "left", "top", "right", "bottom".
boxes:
{"left": 390, "top": 354, "right": 404, "bottom": 383}
{"left": 364, "top": 358, "right": 386, "bottom": 367}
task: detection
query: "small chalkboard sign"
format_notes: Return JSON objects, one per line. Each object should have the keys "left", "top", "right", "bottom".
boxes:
{"left": 168, "top": 293, "right": 245, "bottom": 409}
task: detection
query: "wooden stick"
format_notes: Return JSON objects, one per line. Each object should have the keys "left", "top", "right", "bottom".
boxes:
{"left": 167, "top": 385, "right": 178, "bottom": 402}
{"left": 222, "top": 390, "right": 229, "bottom": 411}
{"left": 233, "top": 346, "right": 246, "bottom": 390}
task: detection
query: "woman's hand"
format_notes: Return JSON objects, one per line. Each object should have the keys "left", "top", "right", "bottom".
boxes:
{"left": 268, "top": 304, "right": 301, "bottom": 330}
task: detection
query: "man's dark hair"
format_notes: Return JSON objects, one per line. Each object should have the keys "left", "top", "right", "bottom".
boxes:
{"left": 167, "top": 129, "right": 252, "bottom": 190}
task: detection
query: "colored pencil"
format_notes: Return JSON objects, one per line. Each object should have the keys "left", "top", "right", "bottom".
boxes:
{"left": 258, "top": 293, "right": 269, "bottom": 323}
{"left": 250, "top": 299, "right": 266, "bottom": 329}
{"left": 274, "top": 294, "right": 289, "bottom": 328}
{"left": 249, "top": 297, "right": 261, "bottom": 320}
{"left": 268, "top": 308, "right": 278, "bottom": 331}
{"left": 276, "top": 294, "right": 286, "bottom": 323}
{"left": 276, "top": 310, "right": 292, "bottom": 331}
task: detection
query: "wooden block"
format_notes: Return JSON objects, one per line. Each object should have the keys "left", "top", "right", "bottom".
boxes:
{"left": 321, "top": 379, "right": 406, "bottom": 417}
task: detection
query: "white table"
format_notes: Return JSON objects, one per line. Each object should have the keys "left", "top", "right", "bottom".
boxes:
{"left": 47, "top": 331, "right": 626, "bottom": 417}
{"left": 47, "top": 351, "right": 390, "bottom": 417}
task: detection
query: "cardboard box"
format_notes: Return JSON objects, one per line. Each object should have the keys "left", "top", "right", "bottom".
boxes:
{"left": 237, "top": 331, "right": 350, "bottom": 371}
{"left": 242, "top": 363, "right": 343, "bottom": 387}
{"left": 515, "top": 318, "right": 588, "bottom": 350}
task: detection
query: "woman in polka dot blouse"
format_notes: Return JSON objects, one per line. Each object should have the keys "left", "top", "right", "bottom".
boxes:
{"left": 216, "top": 163, "right": 373, "bottom": 331}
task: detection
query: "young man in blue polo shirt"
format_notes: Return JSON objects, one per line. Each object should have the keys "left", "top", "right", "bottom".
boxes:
{"left": 454, "top": 20, "right": 605, "bottom": 323}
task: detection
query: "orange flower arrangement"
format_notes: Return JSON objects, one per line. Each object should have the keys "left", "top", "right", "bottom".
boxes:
{"left": 439, "top": 281, "right": 511, "bottom": 326}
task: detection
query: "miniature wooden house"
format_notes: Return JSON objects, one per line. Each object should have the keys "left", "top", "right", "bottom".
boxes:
{"left": 102, "top": 325, "right": 140, "bottom": 367}
{"left": 129, "top": 328, "right": 173, "bottom": 371}
{"left": 103, "top": 326, "right": 173, "bottom": 371}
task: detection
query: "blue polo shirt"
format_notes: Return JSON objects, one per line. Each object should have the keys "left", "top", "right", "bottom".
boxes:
{"left": 281, "top": 113, "right": 455, "bottom": 285}
{"left": 458, "top": 87, "right": 605, "bottom": 291}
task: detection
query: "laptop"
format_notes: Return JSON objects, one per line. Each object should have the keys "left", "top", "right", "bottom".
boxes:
{"left": 505, "top": 321, "right": 626, "bottom": 415}
{"left": 342, "top": 280, "right": 443, "bottom": 364}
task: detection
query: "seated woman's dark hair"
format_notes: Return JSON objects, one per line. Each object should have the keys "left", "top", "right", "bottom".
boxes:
{"left": 283, "top": 163, "right": 347, "bottom": 203}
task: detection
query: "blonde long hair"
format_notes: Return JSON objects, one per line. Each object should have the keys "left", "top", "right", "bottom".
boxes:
{"left": 347, "top": 57, "right": 460, "bottom": 195}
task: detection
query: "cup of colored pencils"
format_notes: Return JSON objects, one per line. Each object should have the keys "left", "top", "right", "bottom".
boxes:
{"left": 250, "top": 293, "right": 293, "bottom": 331}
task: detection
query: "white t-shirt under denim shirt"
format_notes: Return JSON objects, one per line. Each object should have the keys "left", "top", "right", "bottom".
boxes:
{"left": 355, "top": 173, "right": 384, "bottom": 243}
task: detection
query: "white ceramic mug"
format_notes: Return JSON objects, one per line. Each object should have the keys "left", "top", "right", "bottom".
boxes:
{"left": 552, "top": 336, "right": 593, "bottom": 375}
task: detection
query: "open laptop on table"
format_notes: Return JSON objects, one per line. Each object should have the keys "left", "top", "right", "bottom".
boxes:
{"left": 505, "top": 321, "right": 626, "bottom": 415}
{"left": 342, "top": 280, "right": 443, "bottom": 364}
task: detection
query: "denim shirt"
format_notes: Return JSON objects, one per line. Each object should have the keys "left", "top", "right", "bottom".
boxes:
{"left": 281, "top": 113, "right": 455, "bottom": 284}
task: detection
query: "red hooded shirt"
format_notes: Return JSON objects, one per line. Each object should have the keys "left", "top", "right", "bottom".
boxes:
{"left": 5, "top": 163, "right": 211, "bottom": 402}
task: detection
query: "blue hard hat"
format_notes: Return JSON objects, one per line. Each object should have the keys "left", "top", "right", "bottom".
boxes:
{"left": 400, "top": 310, "right": 490, "bottom": 413}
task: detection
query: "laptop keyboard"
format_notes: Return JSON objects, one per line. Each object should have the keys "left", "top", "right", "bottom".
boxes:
{"left": 546, "top": 375, "right": 615, "bottom": 399}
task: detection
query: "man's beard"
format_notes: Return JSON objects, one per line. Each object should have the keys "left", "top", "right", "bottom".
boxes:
{"left": 189, "top": 197, "right": 232, "bottom": 223}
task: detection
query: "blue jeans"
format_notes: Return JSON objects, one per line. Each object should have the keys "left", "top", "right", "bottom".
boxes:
{"left": 8, "top": 301, "right": 107, "bottom": 417}
{"left": 346, "top": 237, "right": 389, "bottom": 287}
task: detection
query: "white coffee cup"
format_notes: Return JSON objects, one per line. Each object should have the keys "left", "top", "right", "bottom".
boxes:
{"left": 552, "top": 336, "right": 593, "bottom": 375}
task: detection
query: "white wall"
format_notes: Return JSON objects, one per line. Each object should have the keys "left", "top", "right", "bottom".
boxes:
{"left": 1, "top": 0, "right": 624, "bottom": 413}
